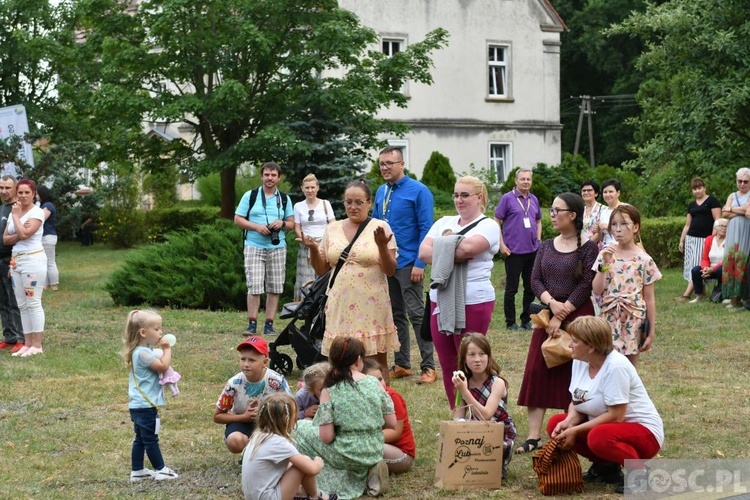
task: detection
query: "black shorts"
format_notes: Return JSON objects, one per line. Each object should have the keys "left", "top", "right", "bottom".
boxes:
{"left": 224, "top": 422, "right": 254, "bottom": 441}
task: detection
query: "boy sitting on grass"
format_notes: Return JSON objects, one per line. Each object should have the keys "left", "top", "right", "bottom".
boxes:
{"left": 214, "top": 336, "right": 291, "bottom": 454}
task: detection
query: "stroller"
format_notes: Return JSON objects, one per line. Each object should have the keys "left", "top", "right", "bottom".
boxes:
{"left": 268, "top": 270, "right": 330, "bottom": 375}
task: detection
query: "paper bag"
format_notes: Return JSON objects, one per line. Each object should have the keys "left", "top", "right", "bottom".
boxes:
{"left": 434, "top": 420, "right": 504, "bottom": 490}
{"left": 532, "top": 309, "right": 573, "bottom": 368}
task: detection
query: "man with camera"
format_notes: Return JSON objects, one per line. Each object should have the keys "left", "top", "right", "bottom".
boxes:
{"left": 234, "top": 162, "right": 294, "bottom": 335}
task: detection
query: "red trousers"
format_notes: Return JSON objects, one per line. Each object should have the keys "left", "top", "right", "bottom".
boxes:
{"left": 546, "top": 413, "right": 660, "bottom": 466}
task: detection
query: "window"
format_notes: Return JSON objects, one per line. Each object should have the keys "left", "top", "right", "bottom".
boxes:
{"left": 488, "top": 45, "right": 509, "bottom": 98}
{"left": 489, "top": 142, "right": 512, "bottom": 183}
{"left": 382, "top": 38, "right": 403, "bottom": 56}
{"left": 386, "top": 139, "right": 409, "bottom": 170}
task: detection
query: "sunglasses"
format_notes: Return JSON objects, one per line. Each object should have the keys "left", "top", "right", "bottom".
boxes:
{"left": 738, "top": 179, "right": 750, "bottom": 185}
{"left": 308, "top": 209, "right": 314, "bottom": 222}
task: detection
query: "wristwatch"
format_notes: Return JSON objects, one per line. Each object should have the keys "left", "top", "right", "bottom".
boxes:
{"left": 598, "top": 264, "right": 610, "bottom": 273}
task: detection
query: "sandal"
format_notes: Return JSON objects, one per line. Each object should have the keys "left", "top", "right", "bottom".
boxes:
{"left": 515, "top": 438, "right": 541, "bottom": 454}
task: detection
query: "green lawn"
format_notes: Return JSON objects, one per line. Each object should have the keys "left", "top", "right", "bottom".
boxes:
{"left": 1, "top": 241, "right": 748, "bottom": 499}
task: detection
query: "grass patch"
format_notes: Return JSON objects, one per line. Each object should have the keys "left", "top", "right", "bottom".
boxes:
{"left": 1, "top": 242, "right": 748, "bottom": 498}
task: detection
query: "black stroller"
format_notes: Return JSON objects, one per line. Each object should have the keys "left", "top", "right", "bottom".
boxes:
{"left": 268, "top": 270, "right": 329, "bottom": 375}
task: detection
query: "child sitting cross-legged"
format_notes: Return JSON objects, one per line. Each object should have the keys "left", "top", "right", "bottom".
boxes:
{"left": 213, "top": 336, "right": 291, "bottom": 454}
{"left": 362, "top": 359, "right": 415, "bottom": 474}
{"left": 452, "top": 333, "right": 517, "bottom": 478}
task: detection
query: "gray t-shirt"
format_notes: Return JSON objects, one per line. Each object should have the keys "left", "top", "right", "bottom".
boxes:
{"left": 241, "top": 434, "right": 298, "bottom": 500}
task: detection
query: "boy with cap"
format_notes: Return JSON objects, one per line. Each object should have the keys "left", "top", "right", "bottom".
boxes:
{"left": 213, "top": 336, "right": 292, "bottom": 454}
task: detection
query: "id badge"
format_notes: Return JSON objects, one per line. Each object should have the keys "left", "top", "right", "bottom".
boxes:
{"left": 155, "top": 417, "right": 161, "bottom": 435}
{"left": 523, "top": 217, "right": 531, "bottom": 229}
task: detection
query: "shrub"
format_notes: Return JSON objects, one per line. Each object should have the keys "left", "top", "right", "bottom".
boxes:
{"left": 421, "top": 151, "right": 456, "bottom": 193}
{"left": 640, "top": 216, "right": 684, "bottom": 268}
{"left": 105, "top": 219, "right": 301, "bottom": 310}
{"left": 144, "top": 206, "right": 220, "bottom": 243}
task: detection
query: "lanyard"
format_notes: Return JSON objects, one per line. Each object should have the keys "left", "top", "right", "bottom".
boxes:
{"left": 514, "top": 189, "right": 530, "bottom": 217}
{"left": 382, "top": 184, "right": 395, "bottom": 220}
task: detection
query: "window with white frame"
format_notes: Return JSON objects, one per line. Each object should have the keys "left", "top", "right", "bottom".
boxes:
{"left": 382, "top": 38, "right": 403, "bottom": 56}
{"left": 488, "top": 45, "right": 509, "bottom": 98}
{"left": 386, "top": 139, "right": 409, "bottom": 171}
{"left": 489, "top": 142, "right": 512, "bottom": 183}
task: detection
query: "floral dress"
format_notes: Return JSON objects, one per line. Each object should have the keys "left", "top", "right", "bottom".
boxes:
{"left": 594, "top": 252, "right": 662, "bottom": 355}
{"left": 320, "top": 219, "right": 399, "bottom": 356}
{"left": 293, "top": 376, "right": 395, "bottom": 500}
{"left": 722, "top": 191, "right": 750, "bottom": 299}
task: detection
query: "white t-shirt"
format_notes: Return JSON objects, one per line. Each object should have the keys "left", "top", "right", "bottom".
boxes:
{"left": 242, "top": 433, "right": 298, "bottom": 500}
{"left": 570, "top": 350, "right": 664, "bottom": 446}
{"left": 293, "top": 199, "right": 334, "bottom": 239}
{"left": 7, "top": 205, "right": 45, "bottom": 253}
{"left": 426, "top": 215, "right": 500, "bottom": 305}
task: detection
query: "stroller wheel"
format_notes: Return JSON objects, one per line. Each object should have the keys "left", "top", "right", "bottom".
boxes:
{"left": 269, "top": 352, "right": 293, "bottom": 375}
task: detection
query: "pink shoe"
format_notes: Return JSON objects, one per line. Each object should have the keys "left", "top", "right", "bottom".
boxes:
{"left": 20, "top": 346, "right": 43, "bottom": 357}
{"left": 11, "top": 345, "right": 30, "bottom": 357}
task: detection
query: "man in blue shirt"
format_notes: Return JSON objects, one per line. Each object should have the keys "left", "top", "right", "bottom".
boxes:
{"left": 373, "top": 146, "right": 437, "bottom": 384}
{"left": 234, "top": 163, "right": 294, "bottom": 335}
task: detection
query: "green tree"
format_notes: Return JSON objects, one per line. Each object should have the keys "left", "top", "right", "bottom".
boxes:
{"left": 73, "top": 0, "right": 448, "bottom": 218}
{"left": 421, "top": 151, "right": 456, "bottom": 193}
{"left": 609, "top": 0, "right": 750, "bottom": 214}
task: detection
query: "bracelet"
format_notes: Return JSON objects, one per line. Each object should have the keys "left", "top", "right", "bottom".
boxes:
{"left": 598, "top": 264, "right": 610, "bottom": 273}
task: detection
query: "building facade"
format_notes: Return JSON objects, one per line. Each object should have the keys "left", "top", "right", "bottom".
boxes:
{"left": 339, "top": 0, "right": 565, "bottom": 182}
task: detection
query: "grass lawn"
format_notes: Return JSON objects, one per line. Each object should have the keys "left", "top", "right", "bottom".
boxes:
{"left": 1, "top": 241, "right": 749, "bottom": 499}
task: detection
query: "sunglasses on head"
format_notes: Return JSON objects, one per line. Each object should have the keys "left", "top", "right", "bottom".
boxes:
{"left": 308, "top": 209, "right": 315, "bottom": 222}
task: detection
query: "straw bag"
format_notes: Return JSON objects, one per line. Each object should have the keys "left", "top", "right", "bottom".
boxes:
{"left": 532, "top": 439, "right": 584, "bottom": 495}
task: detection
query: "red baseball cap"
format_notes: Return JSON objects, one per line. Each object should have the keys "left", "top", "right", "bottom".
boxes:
{"left": 236, "top": 336, "right": 269, "bottom": 356}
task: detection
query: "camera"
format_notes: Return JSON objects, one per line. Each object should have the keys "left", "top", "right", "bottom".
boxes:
{"left": 268, "top": 225, "right": 281, "bottom": 245}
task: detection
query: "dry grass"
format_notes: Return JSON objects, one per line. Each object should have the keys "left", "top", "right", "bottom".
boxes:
{"left": 1, "top": 241, "right": 748, "bottom": 499}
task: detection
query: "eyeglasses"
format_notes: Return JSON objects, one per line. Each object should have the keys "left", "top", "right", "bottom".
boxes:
{"left": 716, "top": 224, "right": 728, "bottom": 228}
{"left": 452, "top": 192, "right": 476, "bottom": 199}
{"left": 549, "top": 207, "right": 573, "bottom": 216}
{"left": 737, "top": 179, "right": 750, "bottom": 185}
{"left": 308, "top": 209, "right": 315, "bottom": 222}
{"left": 581, "top": 188, "right": 595, "bottom": 193}
{"left": 610, "top": 222, "right": 633, "bottom": 229}
{"left": 379, "top": 161, "right": 403, "bottom": 168}
{"left": 344, "top": 199, "right": 368, "bottom": 207}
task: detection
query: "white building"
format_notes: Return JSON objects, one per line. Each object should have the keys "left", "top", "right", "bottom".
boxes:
{"left": 339, "top": 0, "right": 566, "bottom": 182}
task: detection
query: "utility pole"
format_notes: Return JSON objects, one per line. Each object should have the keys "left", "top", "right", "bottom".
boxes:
{"left": 573, "top": 95, "right": 595, "bottom": 167}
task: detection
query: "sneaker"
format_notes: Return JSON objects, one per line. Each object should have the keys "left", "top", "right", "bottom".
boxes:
{"left": 0, "top": 341, "right": 13, "bottom": 350}
{"left": 11, "top": 345, "right": 30, "bottom": 357}
{"left": 583, "top": 461, "right": 623, "bottom": 484}
{"left": 416, "top": 368, "right": 437, "bottom": 385}
{"left": 366, "top": 460, "right": 389, "bottom": 496}
{"left": 9, "top": 342, "right": 24, "bottom": 353}
{"left": 244, "top": 319, "right": 257, "bottom": 334}
{"left": 389, "top": 365, "right": 413, "bottom": 379}
{"left": 153, "top": 466, "right": 178, "bottom": 481}
{"left": 20, "top": 346, "right": 43, "bottom": 357}
{"left": 507, "top": 323, "right": 521, "bottom": 331}
{"left": 130, "top": 468, "right": 155, "bottom": 482}
{"left": 689, "top": 295, "right": 704, "bottom": 304}
{"left": 263, "top": 321, "right": 277, "bottom": 335}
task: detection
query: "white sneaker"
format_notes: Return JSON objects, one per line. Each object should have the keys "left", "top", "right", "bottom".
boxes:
{"left": 130, "top": 468, "right": 154, "bottom": 482}
{"left": 153, "top": 466, "right": 178, "bottom": 481}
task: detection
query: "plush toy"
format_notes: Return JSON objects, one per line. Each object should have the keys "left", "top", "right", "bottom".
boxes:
{"left": 153, "top": 334, "right": 181, "bottom": 397}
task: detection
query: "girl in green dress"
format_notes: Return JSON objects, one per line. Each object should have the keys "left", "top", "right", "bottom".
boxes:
{"left": 294, "top": 337, "right": 396, "bottom": 499}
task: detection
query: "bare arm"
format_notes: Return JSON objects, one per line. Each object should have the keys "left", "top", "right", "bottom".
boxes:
{"left": 383, "top": 418, "right": 404, "bottom": 443}
{"left": 374, "top": 226, "right": 397, "bottom": 276}
{"left": 147, "top": 342, "right": 172, "bottom": 372}
{"left": 455, "top": 234, "right": 490, "bottom": 262}
{"left": 11, "top": 215, "right": 42, "bottom": 241}
{"left": 678, "top": 214, "right": 691, "bottom": 252}
{"left": 723, "top": 193, "right": 739, "bottom": 219}
{"left": 640, "top": 283, "right": 656, "bottom": 351}
{"left": 289, "top": 454, "right": 324, "bottom": 475}
{"left": 213, "top": 404, "right": 258, "bottom": 424}
{"left": 234, "top": 214, "right": 271, "bottom": 236}
{"left": 418, "top": 237, "right": 434, "bottom": 264}
{"left": 318, "top": 388, "right": 336, "bottom": 444}
{"left": 495, "top": 216, "right": 511, "bottom": 256}
{"left": 454, "top": 377, "right": 506, "bottom": 422}
{"left": 383, "top": 412, "right": 397, "bottom": 430}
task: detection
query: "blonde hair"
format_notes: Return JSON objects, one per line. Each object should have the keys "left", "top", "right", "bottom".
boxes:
{"left": 245, "top": 393, "right": 298, "bottom": 461}
{"left": 566, "top": 316, "right": 614, "bottom": 356}
{"left": 302, "top": 173, "right": 319, "bottom": 186}
{"left": 122, "top": 309, "right": 162, "bottom": 371}
{"left": 302, "top": 362, "right": 329, "bottom": 388}
{"left": 455, "top": 176, "right": 489, "bottom": 212}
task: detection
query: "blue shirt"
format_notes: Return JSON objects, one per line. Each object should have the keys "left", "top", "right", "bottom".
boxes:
{"left": 41, "top": 202, "right": 57, "bottom": 237}
{"left": 235, "top": 188, "right": 294, "bottom": 249}
{"left": 129, "top": 346, "right": 166, "bottom": 409}
{"left": 373, "top": 176, "right": 434, "bottom": 269}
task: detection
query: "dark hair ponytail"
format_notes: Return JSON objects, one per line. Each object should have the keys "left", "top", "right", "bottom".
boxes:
{"left": 324, "top": 336, "right": 366, "bottom": 388}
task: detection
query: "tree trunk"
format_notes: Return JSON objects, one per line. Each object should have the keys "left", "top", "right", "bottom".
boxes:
{"left": 219, "top": 167, "right": 237, "bottom": 219}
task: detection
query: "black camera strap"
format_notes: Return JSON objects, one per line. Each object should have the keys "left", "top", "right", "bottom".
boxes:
{"left": 260, "top": 190, "right": 282, "bottom": 226}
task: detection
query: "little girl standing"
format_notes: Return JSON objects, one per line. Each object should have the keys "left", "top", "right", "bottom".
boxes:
{"left": 242, "top": 393, "right": 335, "bottom": 500}
{"left": 123, "top": 309, "right": 178, "bottom": 482}
{"left": 451, "top": 333, "right": 517, "bottom": 478}
{"left": 294, "top": 337, "right": 396, "bottom": 499}
{"left": 592, "top": 204, "right": 662, "bottom": 366}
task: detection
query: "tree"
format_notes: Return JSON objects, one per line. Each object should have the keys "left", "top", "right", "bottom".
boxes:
{"left": 421, "top": 151, "right": 456, "bottom": 193}
{"left": 609, "top": 0, "right": 750, "bottom": 214}
{"left": 73, "top": 0, "right": 449, "bottom": 218}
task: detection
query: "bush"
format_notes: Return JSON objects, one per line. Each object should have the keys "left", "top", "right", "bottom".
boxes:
{"left": 144, "top": 206, "right": 220, "bottom": 243}
{"left": 105, "top": 219, "right": 301, "bottom": 310}
{"left": 421, "top": 151, "right": 456, "bottom": 193}
{"left": 640, "top": 216, "right": 684, "bottom": 268}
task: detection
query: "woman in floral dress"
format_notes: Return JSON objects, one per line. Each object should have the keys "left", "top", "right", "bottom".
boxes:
{"left": 300, "top": 179, "right": 399, "bottom": 375}
{"left": 721, "top": 168, "right": 750, "bottom": 309}
{"left": 593, "top": 204, "right": 661, "bottom": 367}
{"left": 294, "top": 337, "right": 395, "bottom": 499}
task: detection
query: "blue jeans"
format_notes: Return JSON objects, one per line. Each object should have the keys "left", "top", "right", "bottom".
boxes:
{"left": 130, "top": 407, "right": 164, "bottom": 471}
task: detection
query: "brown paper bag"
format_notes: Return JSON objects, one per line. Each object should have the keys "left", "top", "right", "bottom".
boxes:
{"left": 532, "top": 309, "right": 573, "bottom": 368}
{"left": 434, "top": 419, "right": 504, "bottom": 490}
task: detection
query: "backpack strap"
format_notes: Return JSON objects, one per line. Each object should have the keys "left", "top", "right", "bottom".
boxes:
{"left": 242, "top": 188, "right": 289, "bottom": 241}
